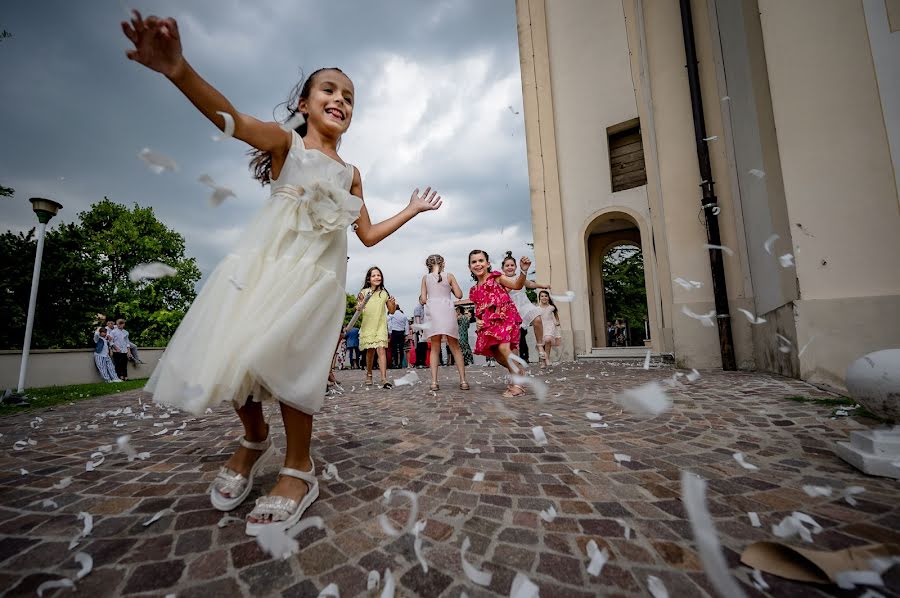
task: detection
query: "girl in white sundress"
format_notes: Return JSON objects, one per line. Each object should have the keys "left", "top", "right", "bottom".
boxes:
{"left": 500, "top": 252, "right": 552, "bottom": 367}
{"left": 122, "top": 11, "right": 442, "bottom": 536}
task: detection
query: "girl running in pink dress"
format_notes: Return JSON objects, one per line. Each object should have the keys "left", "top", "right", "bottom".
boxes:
{"left": 467, "top": 249, "right": 530, "bottom": 397}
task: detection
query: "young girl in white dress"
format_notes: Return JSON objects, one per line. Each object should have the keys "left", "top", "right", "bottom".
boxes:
{"left": 538, "top": 290, "right": 562, "bottom": 364}
{"left": 419, "top": 254, "right": 469, "bottom": 391}
{"left": 501, "top": 252, "right": 552, "bottom": 367}
{"left": 122, "top": 11, "right": 442, "bottom": 535}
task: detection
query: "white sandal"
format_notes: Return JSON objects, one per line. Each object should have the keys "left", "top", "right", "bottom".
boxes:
{"left": 244, "top": 459, "right": 319, "bottom": 537}
{"left": 209, "top": 435, "right": 274, "bottom": 512}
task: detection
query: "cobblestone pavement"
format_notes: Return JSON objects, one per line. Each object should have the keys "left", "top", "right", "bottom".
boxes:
{"left": 1, "top": 361, "right": 898, "bottom": 597}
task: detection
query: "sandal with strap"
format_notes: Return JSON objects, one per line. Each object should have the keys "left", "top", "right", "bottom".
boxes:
{"left": 245, "top": 459, "right": 320, "bottom": 537}
{"left": 381, "top": 380, "right": 393, "bottom": 389}
{"left": 430, "top": 382, "right": 440, "bottom": 391}
{"left": 365, "top": 374, "right": 373, "bottom": 387}
{"left": 210, "top": 434, "right": 274, "bottom": 512}
{"left": 502, "top": 384, "right": 526, "bottom": 398}
{"left": 459, "top": 381, "right": 470, "bottom": 390}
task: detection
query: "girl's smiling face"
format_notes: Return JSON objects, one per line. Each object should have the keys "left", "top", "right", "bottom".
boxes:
{"left": 300, "top": 69, "right": 355, "bottom": 136}
{"left": 539, "top": 291, "right": 550, "bottom": 305}
{"left": 469, "top": 252, "right": 489, "bottom": 279}
{"left": 501, "top": 258, "right": 517, "bottom": 277}
{"left": 369, "top": 269, "right": 382, "bottom": 288}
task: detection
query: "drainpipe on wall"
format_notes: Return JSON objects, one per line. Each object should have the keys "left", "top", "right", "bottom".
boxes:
{"left": 679, "top": 0, "right": 737, "bottom": 370}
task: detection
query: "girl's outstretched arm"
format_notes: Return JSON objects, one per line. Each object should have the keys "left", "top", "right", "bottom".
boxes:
{"left": 350, "top": 168, "right": 441, "bottom": 247}
{"left": 449, "top": 274, "right": 463, "bottom": 299}
{"left": 121, "top": 11, "right": 290, "bottom": 156}
{"left": 524, "top": 280, "right": 550, "bottom": 290}
{"left": 498, "top": 256, "right": 532, "bottom": 291}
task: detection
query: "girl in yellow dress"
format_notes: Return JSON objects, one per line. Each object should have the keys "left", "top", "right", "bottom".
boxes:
{"left": 358, "top": 266, "right": 396, "bottom": 388}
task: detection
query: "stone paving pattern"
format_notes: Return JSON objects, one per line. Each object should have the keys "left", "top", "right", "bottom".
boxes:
{"left": 1, "top": 361, "right": 898, "bottom": 597}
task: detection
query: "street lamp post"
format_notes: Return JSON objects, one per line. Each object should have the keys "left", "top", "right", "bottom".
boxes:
{"left": 4, "top": 198, "right": 63, "bottom": 405}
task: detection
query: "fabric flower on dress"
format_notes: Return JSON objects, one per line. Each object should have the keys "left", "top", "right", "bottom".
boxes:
{"left": 273, "top": 182, "right": 362, "bottom": 234}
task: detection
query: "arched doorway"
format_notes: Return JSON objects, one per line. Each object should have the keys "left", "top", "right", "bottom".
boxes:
{"left": 586, "top": 212, "right": 650, "bottom": 348}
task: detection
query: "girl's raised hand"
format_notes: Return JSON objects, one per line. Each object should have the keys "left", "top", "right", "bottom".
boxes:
{"left": 408, "top": 187, "right": 442, "bottom": 214}
{"left": 121, "top": 10, "right": 184, "bottom": 78}
{"left": 519, "top": 256, "right": 532, "bottom": 273}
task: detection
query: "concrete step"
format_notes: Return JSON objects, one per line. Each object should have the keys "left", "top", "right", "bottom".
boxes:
{"left": 576, "top": 348, "right": 675, "bottom": 363}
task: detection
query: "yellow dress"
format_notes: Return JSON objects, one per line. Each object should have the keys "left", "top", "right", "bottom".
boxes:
{"left": 359, "top": 289, "right": 389, "bottom": 350}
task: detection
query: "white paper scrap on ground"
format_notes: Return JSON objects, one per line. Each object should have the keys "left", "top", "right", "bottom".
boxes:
{"left": 647, "top": 575, "right": 670, "bottom": 598}
{"left": 772, "top": 512, "right": 822, "bottom": 543}
{"left": 74, "top": 551, "right": 93, "bottom": 580}
{"left": 367, "top": 570, "right": 380, "bottom": 591}
{"left": 509, "top": 572, "right": 540, "bottom": 598}
{"left": 129, "top": 262, "right": 177, "bottom": 283}
{"left": 531, "top": 426, "right": 548, "bottom": 446}
{"left": 835, "top": 570, "right": 885, "bottom": 590}
{"left": 413, "top": 519, "right": 428, "bottom": 573}
{"left": 682, "top": 305, "right": 717, "bottom": 327}
{"left": 585, "top": 412, "right": 603, "bottom": 421}
{"left": 42, "top": 499, "right": 58, "bottom": 509}
{"left": 550, "top": 291, "right": 576, "bottom": 302}
{"left": 844, "top": 486, "right": 866, "bottom": 506}
{"left": 539, "top": 506, "right": 557, "bottom": 523}
{"left": 586, "top": 540, "right": 609, "bottom": 576}
{"left": 37, "top": 579, "right": 75, "bottom": 597}
{"left": 69, "top": 511, "right": 94, "bottom": 549}
{"left": 748, "top": 512, "right": 761, "bottom": 527}
{"left": 211, "top": 110, "right": 235, "bottom": 141}
{"left": 400, "top": 418, "right": 408, "bottom": 426}
{"left": 616, "top": 518, "right": 632, "bottom": 539}
{"left": 464, "top": 447, "right": 481, "bottom": 454}
{"left": 53, "top": 477, "right": 73, "bottom": 490}
{"left": 217, "top": 515, "right": 243, "bottom": 528}
{"left": 380, "top": 569, "right": 396, "bottom": 598}
{"left": 198, "top": 174, "right": 237, "bottom": 207}
{"left": 802, "top": 485, "right": 833, "bottom": 498}
{"left": 681, "top": 471, "right": 747, "bottom": 597}
{"left": 138, "top": 147, "right": 179, "bottom": 174}
{"left": 322, "top": 463, "right": 343, "bottom": 482}
{"left": 86, "top": 452, "right": 105, "bottom": 472}
{"left": 703, "top": 243, "right": 735, "bottom": 256}
{"left": 379, "top": 488, "right": 419, "bottom": 536}
{"left": 732, "top": 453, "right": 759, "bottom": 471}
{"left": 394, "top": 370, "right": 419, "bottom": 387}
{"left": 460, "top": 536, "right": 493, "bottom": 586}
{"left": 318, "top": 582, "right": 340, "bottom": 597}
{"left": 472, "top": 472, "right": 485, "bottom": 482}
{"left": 143, "top": 508, "right": 174, "bottom": 527}
{"left": 614, "top": 453, "right": 631, "bottom": 464}
{"left": 615, "top": 381, "right": 672, "bottom": 417}
{"left": 751, "top": 569, "right": 770, "bottom": 591}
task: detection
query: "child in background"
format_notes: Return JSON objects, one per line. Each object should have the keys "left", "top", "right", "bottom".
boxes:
{"left": 467, "top": 249, "right": 530, "bottom": 397}
{"left": 358, "top": 266, "right": 396, "bottom": 389}
{"left": 93, "top": 327, "right": 121, "bottom": 383}
{"left": 419, "top": 254, "right": 468, "bottom": 391}
{"left": 500, "top": 252, "right": 551, "bottom": 367}
{"left": 538, "top": 290, "right": 562, "bottom": 364}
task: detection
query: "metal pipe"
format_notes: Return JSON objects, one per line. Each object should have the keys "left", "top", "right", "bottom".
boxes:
{"left": 17, "top": 221, "right": 48, "bottom": 392}
{"left": 679, "top": 0, "right": 736, "bottom": 370}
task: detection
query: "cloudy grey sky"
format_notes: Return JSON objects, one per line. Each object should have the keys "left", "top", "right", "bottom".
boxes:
{"left": 0, "top": 0, "right": 532, "bottom": 312}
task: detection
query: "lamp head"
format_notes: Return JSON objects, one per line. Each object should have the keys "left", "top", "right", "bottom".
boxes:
{"left": 29, "top": 197, "right": 63, "bottom": 224}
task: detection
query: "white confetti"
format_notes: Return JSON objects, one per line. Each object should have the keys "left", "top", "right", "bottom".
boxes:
{"left": 681, "top": 472, "right": 747, "bottom": 598}
{"left": 41, "top": 499, "right": 58, "bottom": 509}
{"left": 686, "top": 369, "right": 701, "bottom": 382}
{"left": 322, "top": 463, "right": 343, "bottom": 482}
{"left": 413, "top": 519, "right": 428, "bottom": 573}
{"left": 281, "top": 111, "right": 306, "bottom": 132}
{"left": 748, "top": 512, "right": 761, "bottom": 527}
{"left": 797, "top": 335, "right": 816, "bottom": 358}
{"left": 318, "top": 582, "right": 340, "bottom": 597}
{"left": 647, "top": 575, "right": 670, "bottom": 598}
{"left": 614, "top": 381, "right": 672, "bottom": 417}
{"left": 256, "top": 515, "right": 325, "bottom": 560}
{"left": 531, "top": 426, "right": 548, "bottom": 446}
{"left": 776, "top": 334, "right": 793, "bottom": 354}
{"left": 614, "top": 453, "right": 631, "bottom": 464}
{"left": 703, "top": 243, "right": 735, "bottom": 257}
{"left": 590, "top": 422, "right": 609, "bottom": 428}
{"left": 464, "top": 447, "right": 481, "bottom": 454}
{"left": 85, "top": 452, "right": 105, "bottom": 472}
{"left": 472, "top": 472, "right": 485, "bottom": 482}
{"left": 37, "top": 579, "right": 75, "bottom": 597}
{"left": 117, "top": 435, "right": 139, "bottom": 461}
{"left": 137, "top": 451, "right": 151, "bottom": 460}
{"left": 507, "top": 354, "right": 528, "bottom": 374}
{"left": 69, "top": 511, "right": 94, "bottom": 549}
{"left": 30, "top": 416, "right": 43, "bottom": 429}
{"left": 367, "top": 570, "right": 380, "bottom": 591}
{"left": 211, "top": 110, "right": 235, "bottom": 141}
{"left": 539, "top": 412, "right": 553, "bottom": 417}
{"left": 763, "top": 234, "right": 779, "bottom": 255}
{"left": 13, "top": 440, "right": 28, "bottom": 451}
{"left": 143, "top": 508, "right": 174, "bottom": 527}
{"left": 380, "top": 569, "right": 396, "bottom": 598}
{"left": 586, "top": 540, "right": 609, "bottom": 576}
{"left": 779, "top": 253, "right": 794, "bottom": 268}
{"left": 673, "top": 277, "right": 695, "bottom": 290}
{"left": 53, "top": 477, "right": 73, "bottom": 490}
{"left": 217, "top": 515, "right": 243, "bottom": 528}
{"left": 681, "top": 305, "right": 716, "bottom": 327}
{"left": 138, "top": 147, "right": 179, "bottom": 174}
{"left": 703, "top": 135, "right": 718, "bottom": 141}
{"left": 74, "top": 551, "right": 93, "bottom": 580}
{"left": 539, "top": 506, "right": 557, "bottom": 523}
{"left": 129, "top": 262, "right": 177, "bottom": 283}
{"left": 198, "top": 174, "right": 237, "bottom": 207}
{"left": 772, "top": 512, "right": 822, "bottom": 543}
{"left": 737, "top": 308, "right": 766, "bottom": 325}
{"left": 835, "top": 570, "right": 885, "bottom": 590}
{"left": 585, "top": 412, "right": 603, "bottom": 421}
{"left": 400, "top": 418, "right": 409, "bottom": 426}
{"left": 510, "top": 375, "right": 548, "bottom": 402}
{"left": 394, "top": 370, "right": 419, "bottom": 387}
{"left": 844, "top": 486, "right": 865, "bottom": 506}
{"left": 643, "top": 350, "right": 651, "bottom": 370}
{"left": 712, "top": 206, "right": 721, "bottom": 215}
{"left": 732, "top": 453, "right": 759, "bottom": 471}
{"left": 616, "top": 517, "right": 632, "bottom": 539}
{"left": 549, "top": 291, "right": 575, "bottom": 302}
{"left": 379, "top": 488, "right": 419, "bottom": 536}
{"left": 509, "top": 573, "right": 540, "bottom": 598}
{"left": 748, "top": 168, "right": 766, "bottom": 178}
{"left": 460, "top": 536, "right": 492, "bottom": 586}
{"left": 152, "top": 428, "right": 169, "bottom": 436}
{"left": 751, "top": 569, "right": 769, "bottom": 591}
{"left": 802, "top": 485, "right": 832, "bottom": 498}
{"left": 20, "top": 468, "right": 28, "bottom": 475}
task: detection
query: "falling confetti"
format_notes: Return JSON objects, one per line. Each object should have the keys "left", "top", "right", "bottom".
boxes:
{"left": 507, "top": 353, "right": 528, "bottom": 374}
{"left": 614, "top": 381, "right": 672, "bottom": 416}
{"left": 413, "top": 519, "right": 428, "bottom": 573}
{"left": 802, "top": 485, "right": 832, "bottom": 498}
{"left": 510, "top": 573, "right": 540, "bottom": 598}
{"left": 531, "top": 426, "right": 548, "bottom": 446}
{"left": 686, "top": 369, "right": 701, "bottom": 382}
{"left": 647, "top": 575, "right": 670, "bottom": 598}
{"left": 772, "top": 512, "right": 822, "bottom": 543}
{"left": 586, "top": 540, "right": 609, "bottom": 576}
{"left": 712, "top": 207, "right": 721, "bottom": 216}
{"left": 702, "top": 243, "right": 735, "bottom": 256}
{"left": 843, "top": 486, "right": 865, "bottom": 506}
{"left": 703, "top": 135, "right": 718, "bottom": 141}
{"left": 737, "top": 309, "right": 766, "bottom": 325}
{"left": 681, "top": 305, "right": 716, "bottom": 327}
{"left": 256, "top": 516, "right": 325, "bottom": 560}
{"left": 379, "top": 488, "right": 419, "bottom": 536}
{"left": 779, "top": 253, "right": 794, "bottom": 268}
{"left": 732, "top": 453, "right": 759, "bottom": 471}
{"left": 281, "top": 111, "right": 306, "bottom": 132}
{"left": 117, "top": 435, "right": 139, "bottom": 461}
{"left": 539, "top": 506, "right": 557, "bottom": 523}
{"left": 198, "top": 174, "right": 237, "bottom": 207}
{"left": 510, "top": 374, "right": 548, "bottom": 402}
{"left": 549, "top": 290, "right": 576, "bottom": 303}
{"left": 751, "top": 569, "right": 770, "bottom": 591}
{"left": 797, "top": 335, "right": 816, "bottom": 358}
{"left": 138, "top": 147, "right": 179, "bottom": 174}
{"left": 129, "top": 262, "right": 177, "bottom": 283}
{"left": 776, "top": 334, "right": 793, "bottom": 354}
{"left": 748, "top": 169, "right": 766, "bottom": 178}
{"left": 507, "top": 105, "right": 519, "bottom": 115}
{"left": 228, "top": 276, "right": 245, "bottom": 290}
{"left": 460, "top": 536, "right": 493, "bottom": 586}
{"left": 211, "top": 110, "right": 235, "bottom": 141}
{"left": 763, "top": 234, "right": 779, "bottom": 255}
{"left": 643, "top": 350, "right": 651, "bottom": 370}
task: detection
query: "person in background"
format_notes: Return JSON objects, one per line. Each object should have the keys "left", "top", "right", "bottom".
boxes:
{"left": 456, "top": 306, "right": 474, "bottom": 366}
{"left": 387, "top": 304, "right": 408, "bottom": 369}
{"left": 607, "top": 321, "right": 615, "bottom": 347}
{"left": 109, "top": 319, "right": 130, "bottom": 381}
{"left": 344, "top": 325, "right": 360, "bottom": 369}
{"left": 93, "top": 326, "right": 121, "bottom": 383}
{"left": 413, "top": 302, "right": 428, "bottom": 368}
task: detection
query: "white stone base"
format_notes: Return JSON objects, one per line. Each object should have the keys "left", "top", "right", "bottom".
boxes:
{"left": 835, "top": 426, "right": 900, "bottom": 480}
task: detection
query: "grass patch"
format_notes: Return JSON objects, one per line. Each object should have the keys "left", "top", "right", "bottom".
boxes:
{"left": 1, "top": 378, "right": 147, "bottom": 416}
{"left": 783, "top": 395, "right": 884, "bottom": 422}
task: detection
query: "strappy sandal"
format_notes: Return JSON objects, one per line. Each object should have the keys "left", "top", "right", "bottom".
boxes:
{"left": 210, "top": 433, "right": 274, "bottom": 512}
{"left": 365, "top": 374, "right": 373, "bottom": 387}
{"left": 430, "top": 382, "right": 440, "bottom": 391}
{"left": 502, "top": 384, "right": 526, "bottom": 398}
{"left": 245, "top": 459, "right": 320, "bottom": 537}
{"left": 459, "top": 381, "right": 470, "bottom": 390}
{"left": 381, "top": 379, "right": 393, "bottom": 389}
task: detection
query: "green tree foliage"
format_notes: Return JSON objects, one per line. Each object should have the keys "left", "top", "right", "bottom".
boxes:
{"left": 0, "top": 185, "right": 13, "bottom": 198}
{"left": 602, "top": 245, "right": 648, "bottom": 332}
{"left": 0, "top": 198, "right": 200, "bottom": 349}
{"left": 344, "top": 293, "right": 357, "bottom": 327}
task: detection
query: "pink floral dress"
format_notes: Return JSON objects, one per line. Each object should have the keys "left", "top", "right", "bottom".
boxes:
{"left": 469, "top": 272, "right": 522, "bottom": 355}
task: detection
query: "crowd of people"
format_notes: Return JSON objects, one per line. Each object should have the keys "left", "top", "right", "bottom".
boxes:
{"left": 91, "top": 315, "right": 142, "bottom": 383}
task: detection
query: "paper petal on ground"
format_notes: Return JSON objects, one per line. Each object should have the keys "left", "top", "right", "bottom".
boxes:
{"left": 764, "top": 234, "right": 780, "bottom": 255}
{"left": 550, "top": 291, "right": 576, "bottom": 302}
{"left": 85, "top": 452, "right": 105, "bottom": 472}
{"left": 737, "top": 308, "right": 766, "bottom": 324}
{"left": 129, "top": 262, "right": 177, "bottom": 283}
{"left": 802, "top": 485, "right": 832, "bottom": 498}
{"left": 13, "top": 440, "right": 28, "bottom": 451}
{"left": 510, "top": 573, "right": 540, "bottom": 598}
{"left": 748, "top": 512, "right": 761, "bottom": 527}
{"left": 143, "top": 508, "right": 174, "bottom": 527}
{"left": 37, "top": 579, "right": 75, "bottom": 597}
{"left": 779, "top": 253, "right": 794, "bottom": 268}
{"left": 464, "top": 447, "right": 481, "bottom": 454}
{"left": 749, "top": 168, "right": 766, "bottom": 178}
{"left": 322, "top": 463, "right": 343, "bottom": 482}
{"left": 380, "top": 569, "right": 395, "bottom": 598}
{"left": 586, "top": 540, "right": 609, "bottom": 576}
{"left": 703, "top": 243, "right": 735, "bottom": 256}
{"left": 681, "top": 305, "right": 717, "bottom": 327}
{"left": 732, "top": 453, "right": 759, "bottom": 470}
{"left": 472, "top": 472, "right": 485, "bottom": 482}
{"left": 281, "top": 111, "right": 306, "bottom": 132}
{"left": 318, "top": 582, "right": 340, "bottom": 597}
{"left": 585, "top": 412, "right": 603, "bottom": 421}
{"left": 647, "top": 575, "right": 670, "bottom": 598}
{"left": 614, "top": 381, "right": 672, "bottom": 417}
{"left": 751, "top": 569, "right": 769, "bottom": 591}
{"left": 77, "top": 511, "right": 93, "bottom": 539}
{"left": 42, "top": 499, "right": 58, "bottom": 508}
{"left": 591, "top": 422, "right": 609, "bottom": 428}
{"left": 20, "top": 468, "right": 28, "bottom": 475}
{"left": 835, "top": 570, "right": 885, "bottom": 590}
{"left": 511, "top": 375, "right": 548, "bottom": 402}
{"left": 117, "top": 435, "right": 139, "bottom": 461}
{"left": 217, "top": 515, "right": 243, "bottom": 528}
{"left": 681, "top": 471, "right": 747, "bottom": 598}
{"left": 53, "top": 476, "right": 73, "bottom": 490}
{"left": 413, "top": 519, "right": 428, "bottom": 573}
{"left": 394, "top": 370, "right": 419, "bottom": 386}
{"left": 844, "top": 486, "right": 865, "bottom": 506}
{"left": 531, "top": 426, "right": 548, "bottom": 446}
{"left": 772, "top": 512, "right": 822, "bottom": 542}
{"left": 256, "top": 525, "right": 299, "bottom": 560}
{"left": 378, "top": 488, "right": 419, "bottom": 536}
{"left": 400, "top": 418, "right": 409, "bottom": 426}
{"left": 616, "top": 518, "right": 632, "bottom": 539}
{"left": 367, "top": 570, "right": 380, "bottom": 591}
{"left": 539, "top": 506, "right": 557, "bottom": 523}
{"left": 539, "top": 412, "right": 553, "bottom": 417}
{"left": 614, "top": 453, "right": 631, "bottom": 464}
{"left": 74, "top": 551, "right": 93, "bottom": 580}
{"left": 138, "top": 147, "right": 179, "bottom": 174}
{"left": 211, "top": 110, "right": 236, "bottom": 141}
{"left": 461, "top": 536, "right": 493, "bottom": 586}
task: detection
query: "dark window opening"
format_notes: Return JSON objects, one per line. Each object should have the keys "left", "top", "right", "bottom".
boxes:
{"left": 608, "top": 118, "right": 647, "bottom": 192}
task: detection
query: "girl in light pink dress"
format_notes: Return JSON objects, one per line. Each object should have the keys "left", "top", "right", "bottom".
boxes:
{"left": 419, "top": 254, "right": 469, "bottom": 391}
{"left": 538, "top": 290, "right": 562, "bottom": 363}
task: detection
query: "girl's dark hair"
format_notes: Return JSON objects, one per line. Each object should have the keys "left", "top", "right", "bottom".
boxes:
{"left": 539, "top": 289, "right": 558, "bottom": 315}
{"left": 249, "top": 67, "right": 346, "bottom": 185}
{"left": 468, "top": 249, "right": 489, "bottom": 281}
{"left": 363, "top": 266, "right": 388, "bottom": 297}
{"left": 501, "top": 251, "right": 516, "bottom": 267}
